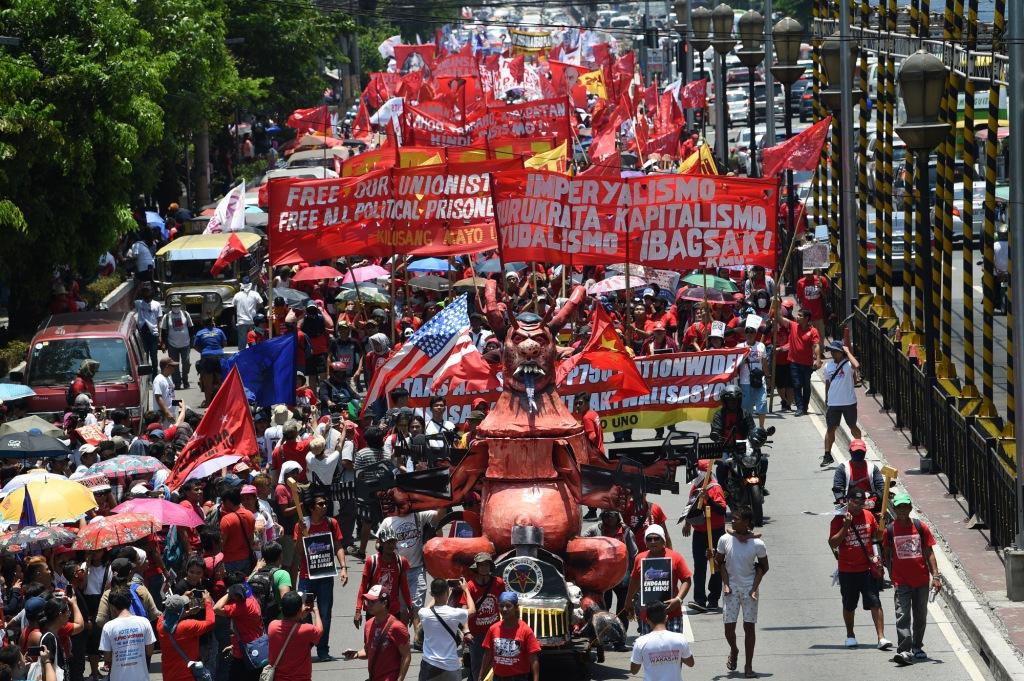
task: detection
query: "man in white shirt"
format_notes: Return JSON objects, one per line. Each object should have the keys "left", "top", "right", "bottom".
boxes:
{"left": 425, "top": 396, "right": 456, "bottom": 446}
{"left": 418, "top": 577, "right": 475, "bottom": 681}
{"left": 133, "top": 287, "right": 162, "bottom": 378}
{"left": 737, "top": 318, "right": 768, "bottom": 428}
{"left": 232, "top": 277, "right": 264, "bottom": 350}
{"left": 159, "top": 302, "right": 193, "bottom": 389}
{"left": 715, "top": 508, "right": 769, "bottom": 678}
{"left": 821, "top": 340, "right": 862, "bottom": 467}
{"left": 151, "top": 357, "right": 178, "bottom": 423}
{"left": 377, "top": 509, "right": 439, "bottom": 609}
{"left": 99, "top": 587, "right": 156, "bottom": 681}
{"left": 127, "top": 237, "right": 154, "bottom": 281}
{"left": 630, "top": 600, "right": 695, "bottom": 681}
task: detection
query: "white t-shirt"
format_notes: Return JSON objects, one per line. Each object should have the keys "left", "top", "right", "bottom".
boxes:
{"left": 376, "top": 511, "right": 438, "bottom": 569}
{"left": 824, "top": 358, "right": 857, "bottom": 407}
{"left": 152, "top": 374, "right": 175, "bottom": 416}
{"left": 99, "top": 615, "right": 156, "bottom": 681}
{"left": 134, "top": 299, "right": 162, "bottom": 334}
{"left": 738, "top": 341, "right": 767, "bottom": 385}
{"left": 305, "top": 450, "right": 341, "bottom": 486}
{"left": 128, "top": 241, "right": 154, "bottom": 272}
{"left": 232, "top": 288, "right": 263, "bottom": 325}
{"left": 264, "top": 425, "right": 284, "bottom": 457}
{"left": 161, "top": 309, "right": 193, "bottom": 348}
{"left": 418, "top": 604, "right": 468, "bottom": 671}
{"left": 630, "top": 629, "right": 693, "bottom": 681}
{"left": 716, "top": 534, "right": 768, "bottom": 591}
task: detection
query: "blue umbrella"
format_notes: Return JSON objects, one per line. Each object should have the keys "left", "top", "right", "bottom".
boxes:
{"left": 0, "top": 384, "right": 35, "bottom": 401}
{"left": 0, "top": 432, "right": 70, "bottom": 459}
{"left": 474, "top": 258, "right": 502, "bottom": 274}
{"left": 407, "top": 257, "right": 453, "bottom": 273}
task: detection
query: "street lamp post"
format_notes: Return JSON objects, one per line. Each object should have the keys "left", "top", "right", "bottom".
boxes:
{"left": 691, "top": 7, "right": 713, "bottom": 138}
{"left": 711, "top": 4, "right": 734, "bottom": 166}
{"left": 737, "top": 10, "right": 765, "bottom": 177}
{"left": 771, "top": 17, "right": 806, "bottom": 237}
{"left": 674, "top": 0, "right": 691, "bottom": 129}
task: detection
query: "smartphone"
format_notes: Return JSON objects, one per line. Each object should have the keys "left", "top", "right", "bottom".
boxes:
{"left": 65, "top": 584, "right": 74, "bottom": 599}
{"left": 26, "top": 646, "right": 40, "bottom": 659}
{"left": 303, "top": 592, "right": 316, "bottom": 606}
{"left": 172, "top": 399, "right": 182, "bottom": 406}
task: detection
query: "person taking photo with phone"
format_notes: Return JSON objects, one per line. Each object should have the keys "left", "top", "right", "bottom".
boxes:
{"left": 267, "top": 591, "right": 323, "bottom": 681}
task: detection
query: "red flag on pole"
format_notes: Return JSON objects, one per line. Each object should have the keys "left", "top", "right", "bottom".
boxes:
{"left": 165, "top": 366, "right": 258, "bottom": 490}
{"left": 557, "top": 306, "right": 649, "bottom": 401}
{"left": 286, "top": 104, "right": 331, "bottom": 135}
{"left": 762, "top": 115, "right": 833, "bottom": 177}
{"left": 351, "top": 97, "right": 372, "bottom": 142}
{"left": 508, "top": 54, "right": 525, "bottom": 82}
{"left": 210, "top": 233, "right": 248, "bottom": 277}
{"left": 679, "top": 78, "right": 708, "bottom": 109}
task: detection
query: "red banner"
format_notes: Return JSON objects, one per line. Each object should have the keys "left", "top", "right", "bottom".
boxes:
{"left": 403, "top": 98, "right": 572, "bottom": 147}
{"left": 268, "top": 159, "right": 520, "bottom": 265}
{"left": 492, "top": 170, "right": 779, "bottom": 269}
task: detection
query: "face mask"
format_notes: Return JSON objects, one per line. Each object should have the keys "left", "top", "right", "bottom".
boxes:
{"left": 757, "top": 299, "right": 768, "bottom": 308}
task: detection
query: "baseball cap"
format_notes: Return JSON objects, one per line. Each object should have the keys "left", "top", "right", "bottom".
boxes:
{"left": 470, "top": 552, "right": 494, "bottom": 569}
{"left": 651, "top": 321, "right": 666, "bottom": 332}
{"left": 848, "top": 488, "right": 869, "bottom": 501}
{"left": 849, "top": 438, "right": 868, "bottom": 453}
{"left": 79, "top": 443, "right": 98, "bottom": 455}
{"left": 644, "top": 524, "right": 666, "bottom": 541}
{"left": 697, "top": 459, "right": 711, "bottom": 472}
{"left": 643, "top": 288, "right": 655, "bottom": 297}
{"left": 467, "top": 410, "right": 486, "bottom": 422}
{"left": 827, "top": 340, "right": 845, "bottom": 353}
{"left": 74, "top": 393, "right": 93, "bottom": 408}
{"left": 472, "top": 398, "right": 488, "bottom": 409}
{"left": 892, "top": 491, "right": 913, "bottom": 507}
{"left": 159, "top": 357, "right": 179, "bottom": 369}
{"left": 364, "top": 584, "right": 386, "bottom": 602}
{"left": 24, "top": 597, "right": 46, "bottom": 618}
{"left": 241, "top": 485, "right": 257, "bottom": 495}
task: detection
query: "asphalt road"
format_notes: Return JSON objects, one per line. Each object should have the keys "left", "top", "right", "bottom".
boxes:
{"left": 151, "top": 354, "right": 993, "bottom": 680}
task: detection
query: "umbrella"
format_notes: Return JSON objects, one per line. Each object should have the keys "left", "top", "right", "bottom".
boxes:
{"left": 407, "top": 257, "right": 453, "bottom": 273}
{"left": 0, "top": 416, "right": 63, "bottom": 439}
{"left": 474, "top": 258, "right": 502, "bottom": 274}
{"left": 0, "top": 384, "right": 35, "bottom": 401}
{"left": 681, "top": 273, "right": 740, "bottom": 293}
{"left": 588, "top": 275, "right": 650, "bottom": 295}
{"left": 408, "top": 275, "right": 450, "bottom": 292}
{"left": 0, "top": 526, "right": 76, "bottom": 553}
{"left": 72, "top": 513, "right": 160, "bottom": 551}
{"left": 342, "top": 265, "right": 389, "bottom": 284}
{"left": 292, "top": 265, "right": 344, "bottom": 283}
{"left": 87, "top": 455, "right": 167, "bottom": 480}
{"left": 112, "top": 498, "right": 204, "bottom": 528}
{"left": 0, "top": 432, "right": 70, "bottom": 459}
{"left": 272, "top": 287, "right": 310, "bottom": 309}
{"left": 335, "top": 288, "right": 391, "bottom": 304}
{"left": 179, "top": 455, "right": 243, "bottom": 486}
{"left": 0, "top": 479, "right": 96, "bottom": 524}
{"left": 676, "top": 286, "right": 731, "bottom": 304}
{"left": 606, "top": 263, "right": 648, "bottom": 278}
{"left": 0, "top": 472, "right": 66, "bottom": 498}
{"left": 144, "top": 211, "right": 165, "bottom": 230}
{"left": 453, "top": 276, "right": 490, "bottom": 291}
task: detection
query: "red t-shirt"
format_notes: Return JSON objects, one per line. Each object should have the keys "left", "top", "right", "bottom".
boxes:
{"left": 222, "top": 596, "right": 263, "bottom": 659}
{"left": 581, "top": 410, "right": 605, "bottom": 456}
{"left": 482, "top": 619, "right": 541, "bottom": 676}
{"left": 459, "top": 576, "right": 506, "bottom": 636}
{"left": 363, "top": 615, "right": 409, "bottom": 681}
{"left": 773, "top": 327, "right": 790, "bottom": 365}
{"left": 688, "top": 483, "right": 727, "bottom": 530}
{"left": 630, "top": 549, "right": 693, "bottom": 620}
{"left": 219, "top": 508, "right": 256, "bottom": 563}
{"left": 267, "top": 620, "right": 322, "bottom": 681}
{"left": 294, "top": 517, "right": 343, "bottom": 579}
{"left": 623, "top": 500, "right": 668, "bottom": 553}
{"left": 884, "top": 520, "right": 936, "bottom": 588}
{"left": 784, "top": 320, "right": 821, "bottom": 366}
{"left": 158, "top": 603, "right": 215, "bottom": 681}
{"left": 356, "top": 555, "right": 413, "bottom": 616}
{"left": 294, "top": 386, "right": 316, "bottom": 410}
{"left": 272, "top": 439, "right": 311, "bottom": 481}
{"left": 682, "top": 321, "right": 711, "bottom": 350}
{"left": 830, "top": 510, "right": 879, "bottom": 573}
{"left": 797, "top": 275, "right": 830, "bottom": 321}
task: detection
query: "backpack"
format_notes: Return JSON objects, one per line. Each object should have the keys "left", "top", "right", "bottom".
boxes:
{"left": 885, "top": 518, "right": 924, "bottom": 549}
{"left": 128, "top": 583, "right": 148, "bottom": 618}
{"left": 249, "top": 566, "right": 281, "bottom": 624}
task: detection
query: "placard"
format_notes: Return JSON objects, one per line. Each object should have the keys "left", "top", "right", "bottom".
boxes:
{"left": 302, "top": 532, "right": 338, "bottom": 580}
{"left": 453, "top": 521, "right": 474, "bottom": 538}
{"left": 75, "top": 425, "right": 108, "bottom": 446}
{"left": 640, "top": 556, "right": 673, "bottom": 606}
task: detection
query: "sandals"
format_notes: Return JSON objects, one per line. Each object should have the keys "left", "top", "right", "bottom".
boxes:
{"left": 727, "top": 651, "right": 738, "bottom": 671}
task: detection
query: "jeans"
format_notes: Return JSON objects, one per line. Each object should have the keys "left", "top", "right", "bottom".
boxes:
{"left": 337, "top": 501, "right": 357, "bottom": 548}
{"left": 236, "top": 324, "right": 253, "bottom": 350}
{"left": 894, "top": 584, "right": 929, "bottom": 653}
{"left": 789, "top": 362, "right": 814, "bottom": 411}
{"left": 224, "top": 558, "right": 253, "bottom": 575}
{"left": 692, "top": 527, "right": 725, "bottom": 606}
{"left": 139, "top": 325, "right": 159, "bottom": 377}
{"left": 407, "top": 565, "right": 427, "bottom": 609}
{"left": 168, "top": 345, "right": 191, "bottom": 387}
{"left": 299, "top": 577, "right": 335, "bottom": 656}
{"left": 468, "top": 633, "right": 486, "bottom": 681}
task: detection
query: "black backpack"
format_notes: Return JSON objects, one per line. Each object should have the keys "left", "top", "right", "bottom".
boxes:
{"left": 249, "top": 566, "right": 281, "bottom": 623}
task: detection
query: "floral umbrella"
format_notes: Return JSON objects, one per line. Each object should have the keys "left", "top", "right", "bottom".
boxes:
{"left": 0, "top": 525, "right": 76, "bottom": 553}
{"left": 86, "top": 455, "right": 167, "bottom": 480}
{"left": 72, "top": 513, "right": 160, "bottom": 551}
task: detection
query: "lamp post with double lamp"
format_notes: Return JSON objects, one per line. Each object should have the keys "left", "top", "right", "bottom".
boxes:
{"left": 690, "top": 7, "right": 713, "bottom": 137}
{"left": 674, "top": 0, "right": 692, "bottom": 128}
{"left": 710, "top": 3, "right": 734, "bottom": 165}
{"left": 771, "top": 17, "right": 805, "bottom": 234}
{"left": 736, "top": 11, "right": 765, "bottom": 177}
{"left": 819, "top": 31, "right": 861, "bottom": 318}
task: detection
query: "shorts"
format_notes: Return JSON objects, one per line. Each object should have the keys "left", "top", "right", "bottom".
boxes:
{"left": 723, "top": 587, "right": 759, "bottom": 624}
{"left": 741, "top": 384, "right": 767, "bottom": 415}
{"left": 825, "top": 404, "right": 858, "bottom": 429}
{"left": 839, "top": 570, "right": 881, "bottom": 611}
{"left": 774, "top": 363, "right": 792, "bottom": 388}
{"left": 308, "top": 353, "right": 327, "bottom": 375}
{"left": 637, "top": 614, "right": 682, "bottom": 635}
{"left": 197, "top": 355, "right": 222, "bottom": 374}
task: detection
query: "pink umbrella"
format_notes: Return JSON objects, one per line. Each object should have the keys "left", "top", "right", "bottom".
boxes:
{"left": 111, "top": 498, "right": 204, "bottom": 528}
{"left": 292, "top": 265, "right": 343, "bottom": 283}
{"left": 587, "top": 274, "right": 650, "bottom": 295}
{"left": 342, "top": 265, "right": 389, "bottom": 284}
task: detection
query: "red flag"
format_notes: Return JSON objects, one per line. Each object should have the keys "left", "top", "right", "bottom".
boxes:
{"left": 351, "top": 98, "right": 372, "bottom": 141}
{"left": 508, "top": 54, "right": 525, "bottom": 82}
{"left": 578, "top": 151, "right": 621, "bottom": 177}
{"left": 646, "top": 127, "right": 683, "bottom": 157}
{"left": 165, "top": 367, "right": 258, "bottom": 490}
{"left": 589, "top": 124, "right": 617, "bottom": 160}
{"left": 557, "top": 306, "right": 649, "bottom": 401}
{"left": 762, "top": 115, "right": 833, "bottom": 177}
{"left": 591, "top": 43, "right": 611, "bottom": 69}
{"left": 642, "top": 83, "right": 658, "bottom": 115}
{"left": 549, "top": 60, "right": 584, "bottom": 96}
{"left": 657, "top": 91, "right": 683, "bottom": 133}
{"left": 210, "top": 233, "right": 248, "bottom": 276}
{"left": 680, "top": 79, "right": 708, "bottom": 109}
{"left": 286, "top": 104, "right": 331, "bottom": 134}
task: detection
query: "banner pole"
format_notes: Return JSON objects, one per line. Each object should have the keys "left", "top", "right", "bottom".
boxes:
{"left": 266, "top": 257, "right": 274, "bottom": 339}
{"left": 389, "top": 248, "right": 397, "bottom": 345}
{"left": 767, "top": 221, "right": 803, "bottom": 412}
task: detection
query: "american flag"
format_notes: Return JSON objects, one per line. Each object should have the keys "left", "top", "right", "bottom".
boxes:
{"left": 363, "top": 294, "right": 472, "bottom": 412}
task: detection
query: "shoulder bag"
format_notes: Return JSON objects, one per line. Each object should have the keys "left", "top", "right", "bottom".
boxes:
{"left": 259, "top": 621, "right": 299, "bottom": 681}
{"left": 824, "top": 359, "right": 850, "bottom": 403}
{"left": 167, "top": 626, "right": 214, "bottom": 681}
{"left": 232, "top": 617, "right": 270, "bottom": 669}
{"left": 365, "top": 615, "right": 395, "bottom": 681}
{"left": 850, "top": 516, "right": 884, "bottom": 581}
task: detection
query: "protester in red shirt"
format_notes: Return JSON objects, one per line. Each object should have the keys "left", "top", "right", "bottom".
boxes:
{"left": 267, "top": 592, "right": 323, "bottom": 681}
{"left": 157, "top": 593, "right": 215, "bottom": 681}
{"left": 640, "top": 323, "right": 679, "bottom": 355}
{"left": 828, "top": 489, "right": 890, "bottom": 650}
{"left": 219, "top": 489, "right": 256, "bottom": 574}
{"left": 480, "top": 592, "right": 541, "bottom": 681}
{"left": 622, "top": 496, "right": 671, "bottom": 553}
{"left": 680, "top": 459, "right": 728, "bottom": 612}
{"left": 796, "top": 269, "right": 831, "bottom": 342}
{"left": 881, "top": 492, "right": 941, "bottom": 664}
{"left": 776, "top": 306, "right": 821, "bottom": 416}
{"left": 459, "top": 552, "right": 506, "bottom": 681}
{"left": 272, "top": 422, "right": 311, "bottom": 482}
{"left": 354, "top": 530, "right": 413, "bottom": 624}
{"left": 214, "top": 583, "right": 264, "bottom": 681}
{"left": 294, "top": 490, "right": 349, "bottom": 661}
{"left": 572, "top": 391, "right": 605, "bottom": 458}
{"left": 624, "top": 525, "right": 693, "bottom": 634}
{"left": 344, "top": 585, "right": 411, "bottom": 681}
{"left": 772, "top": 310, "right": 795, "bottom": 411}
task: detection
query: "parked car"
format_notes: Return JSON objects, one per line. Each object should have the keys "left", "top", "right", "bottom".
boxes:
{"left": 24, "top": 312, "right": 152, "bottom": 427}
{"left": 799, "top": 80, "right": 815, "bottom": 121}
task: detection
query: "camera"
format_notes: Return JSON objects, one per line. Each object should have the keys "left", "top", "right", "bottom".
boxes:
{"left": 303, "top": 592, "right": 316, "bottom": 606}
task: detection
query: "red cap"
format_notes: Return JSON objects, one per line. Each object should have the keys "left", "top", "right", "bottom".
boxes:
{"left": 781, "top": 299, "right": 795, "bottom": 309}
{"left": 146, "top": 423, "right": 162, "bottom": 432}
{"left": 849, "top": 438, "right": 868, "bottom": 452}
{"left": 472, "top": 398, "right": 488, "bottom": 409}
{"left": 697, "top": 459, "right": 711, "bottom": 472}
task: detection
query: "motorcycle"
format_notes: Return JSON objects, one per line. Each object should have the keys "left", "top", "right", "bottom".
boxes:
{"left": 723, "top": 426, "right": 775, "bottom": 527}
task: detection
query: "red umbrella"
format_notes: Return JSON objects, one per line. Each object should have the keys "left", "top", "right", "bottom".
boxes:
{"left": 292, "top": 265, "right": 343, "bottom": 283}
{"left": 72, "top": 513, "right": 160, "bottom": 551}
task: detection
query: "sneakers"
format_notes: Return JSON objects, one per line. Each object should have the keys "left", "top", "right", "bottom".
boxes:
{"left": 878, "top": 638, "right": 893, "bottom": 651}
{"left": 845, "top": 637, "right": 858, "bottom": 648}
{"left": 912, "top": 648, "right": 927, "bottom": 660}
{"left": 315, "top": 654, "right": 337, "bottom": 663}
{"left": 893, "top": 652, "right": 914, "bottom": 666}
{"left": 689, "top": 602, "right": 708, "bottom": 613}
{"left": 794, "top": 408, "right": 808, "bottom": 416}
{"left": 820, "top": 453, "right": 835, "bottom": 467}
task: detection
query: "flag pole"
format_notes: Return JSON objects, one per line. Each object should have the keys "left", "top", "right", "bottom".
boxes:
{"left": 767, "top": 216, "right": 803, "bottom": 412}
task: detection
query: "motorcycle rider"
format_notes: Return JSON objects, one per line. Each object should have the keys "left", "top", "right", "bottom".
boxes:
{"left": 318, "top": 362, "right": 354, "bottom": 414}
{"left": 711, "top": 384, "right": 756, "bottom": 501}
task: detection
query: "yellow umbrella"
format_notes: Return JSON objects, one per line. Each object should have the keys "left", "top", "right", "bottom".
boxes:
{"left": 0, "top": 479, "right": 97, "bottom": 524}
